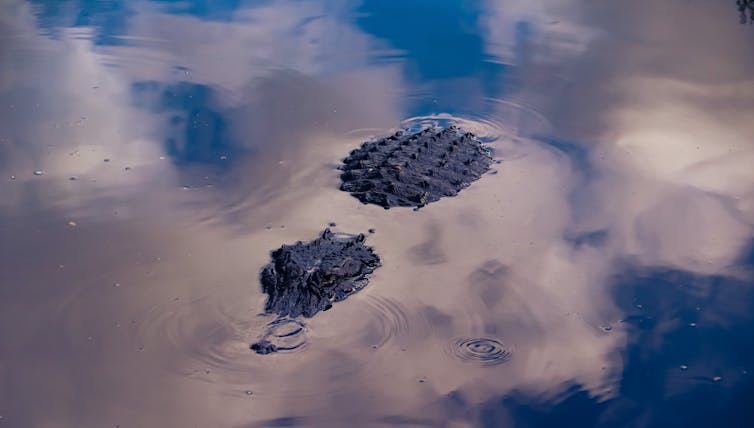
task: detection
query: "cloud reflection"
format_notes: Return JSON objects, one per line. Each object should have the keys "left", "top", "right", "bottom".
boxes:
{"left": 1, "top": 0, "right": 753, "bottom": 426}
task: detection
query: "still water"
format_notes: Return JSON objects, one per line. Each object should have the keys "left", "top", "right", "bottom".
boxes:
{"left": 1, "top": 1, "right": 753, "bottom": 427}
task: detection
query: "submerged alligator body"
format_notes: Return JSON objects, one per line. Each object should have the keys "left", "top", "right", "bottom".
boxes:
{"left": 339, "top": 126, "right": 493, "bottom": 209}
{"left": 259, "top": 228, "right": 381, "bottom": 319}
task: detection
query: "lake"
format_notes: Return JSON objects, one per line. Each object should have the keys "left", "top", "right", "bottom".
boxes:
{"left": 1, "top": 1, "right": 753, "bottom": 427}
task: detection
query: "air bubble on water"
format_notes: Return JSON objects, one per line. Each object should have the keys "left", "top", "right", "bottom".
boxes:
{"left": 9, "top": 175, "right": 15, "bottom": 180}
{"left": 689, "top": 322, "right": 697, "bottom": 327}
{"left": 245, "top": 390, "right": 253, "bottom": 396}
{"left": 599, "top": 324, "right": 613, "bottom": 332}
{"left": 33, "top": 170, "right": 44, "bottom": 176}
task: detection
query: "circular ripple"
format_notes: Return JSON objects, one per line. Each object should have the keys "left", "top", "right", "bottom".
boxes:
{"left": 400, "top": 114, "right": 506, "bottom": 145}
{"left": 360, "top": 295, "right": 411, "bottom": 348}
{"left": 450, "top": 337, "right": 513, "bottom": 366}
{"left": 251, "top": 318, "right": 308, "bottom": 354}
{"left": 128, "top": 291, "right": 301, "bottom": 383}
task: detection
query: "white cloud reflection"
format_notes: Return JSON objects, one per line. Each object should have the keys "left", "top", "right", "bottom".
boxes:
{"left": 1, "top": 0, "right": 753, "bottom": 426}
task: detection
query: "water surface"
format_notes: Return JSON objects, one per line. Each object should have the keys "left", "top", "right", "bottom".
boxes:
{"left": 1, "top": 1, "right": 753, "bottom": 427}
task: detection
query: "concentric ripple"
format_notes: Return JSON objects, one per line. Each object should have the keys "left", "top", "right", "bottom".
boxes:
{"left": 400, "top": 114, "right": 507, "bottom": 145}
{"left": 250, "top": 318, "right": 308, "bottom": 354}
{"left": 358, "top": 295, "right": 412, "bottom": 349}
{"left": 450, "top": 337, "right": 513, "bottom": 366}
{"left": 128, "top": 290, "right": 307, "bottom": 384}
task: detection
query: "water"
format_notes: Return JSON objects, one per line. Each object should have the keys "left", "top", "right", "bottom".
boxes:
{"left": 1, "top": 1, "right": 753, "bottom": 427}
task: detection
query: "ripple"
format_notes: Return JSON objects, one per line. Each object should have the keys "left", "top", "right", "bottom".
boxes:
{"left": 449, "top": 337, "right": 513, "bottom": 366}
{"left": 487, "top": 94, "right": 553, "bottom": 132}
{"left": 130, "top": 292, "right": 267, "bottom": 382}
{"left": 358, "top": 295, "right": 412, "bottom": 349}
{"left": 250, "top": 318, "right": 308, "bottom": 354}
{"left": 399, "top": 114, "right": 508, "bottom": 145}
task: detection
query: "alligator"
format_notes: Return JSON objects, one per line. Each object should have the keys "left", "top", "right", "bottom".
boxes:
{"left": 258, "top": 228, "right": 381, "bottom": 319}
{"left": 339, "top": 126, "right": 493, "bottom": 209}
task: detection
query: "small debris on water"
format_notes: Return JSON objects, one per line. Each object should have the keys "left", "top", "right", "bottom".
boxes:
{"left": 69, "top": 176, "right": 77, "bottom": 181}
{"left": 245, "top": 390, "right": 253, "bottom": 396}
{"left": 713, "top": 376, "right": 722, "bottom": 382}
{"left": 67, "top": 220, "right": 77, "bottom": 227}
{"left": 689, "top": 322, "right": 697, "bottom": 327}
{"left": 680, "top": 365, "right": 688, "bottom": 371}
{"left": 329, "top": 222, "right": 337, "bottom": 227}
{"left": 9, "top": 175, "right": 15, "bottom": 180}
{"left": 368, "top": 228, "right": 376, "bottom": 234}
{"left": 33, "top": 170, "right": 44, "bottom": 176}
{"left": 124, "top": 166, "right": 131, "bottom": 171}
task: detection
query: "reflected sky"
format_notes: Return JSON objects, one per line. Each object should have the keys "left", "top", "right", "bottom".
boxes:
{"left": 1, "top": 1, "right": 753, "bottom": 427}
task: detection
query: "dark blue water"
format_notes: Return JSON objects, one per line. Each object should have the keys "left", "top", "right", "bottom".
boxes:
{"left": 1, "top": 1, "right": 753, "bottom": 427}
